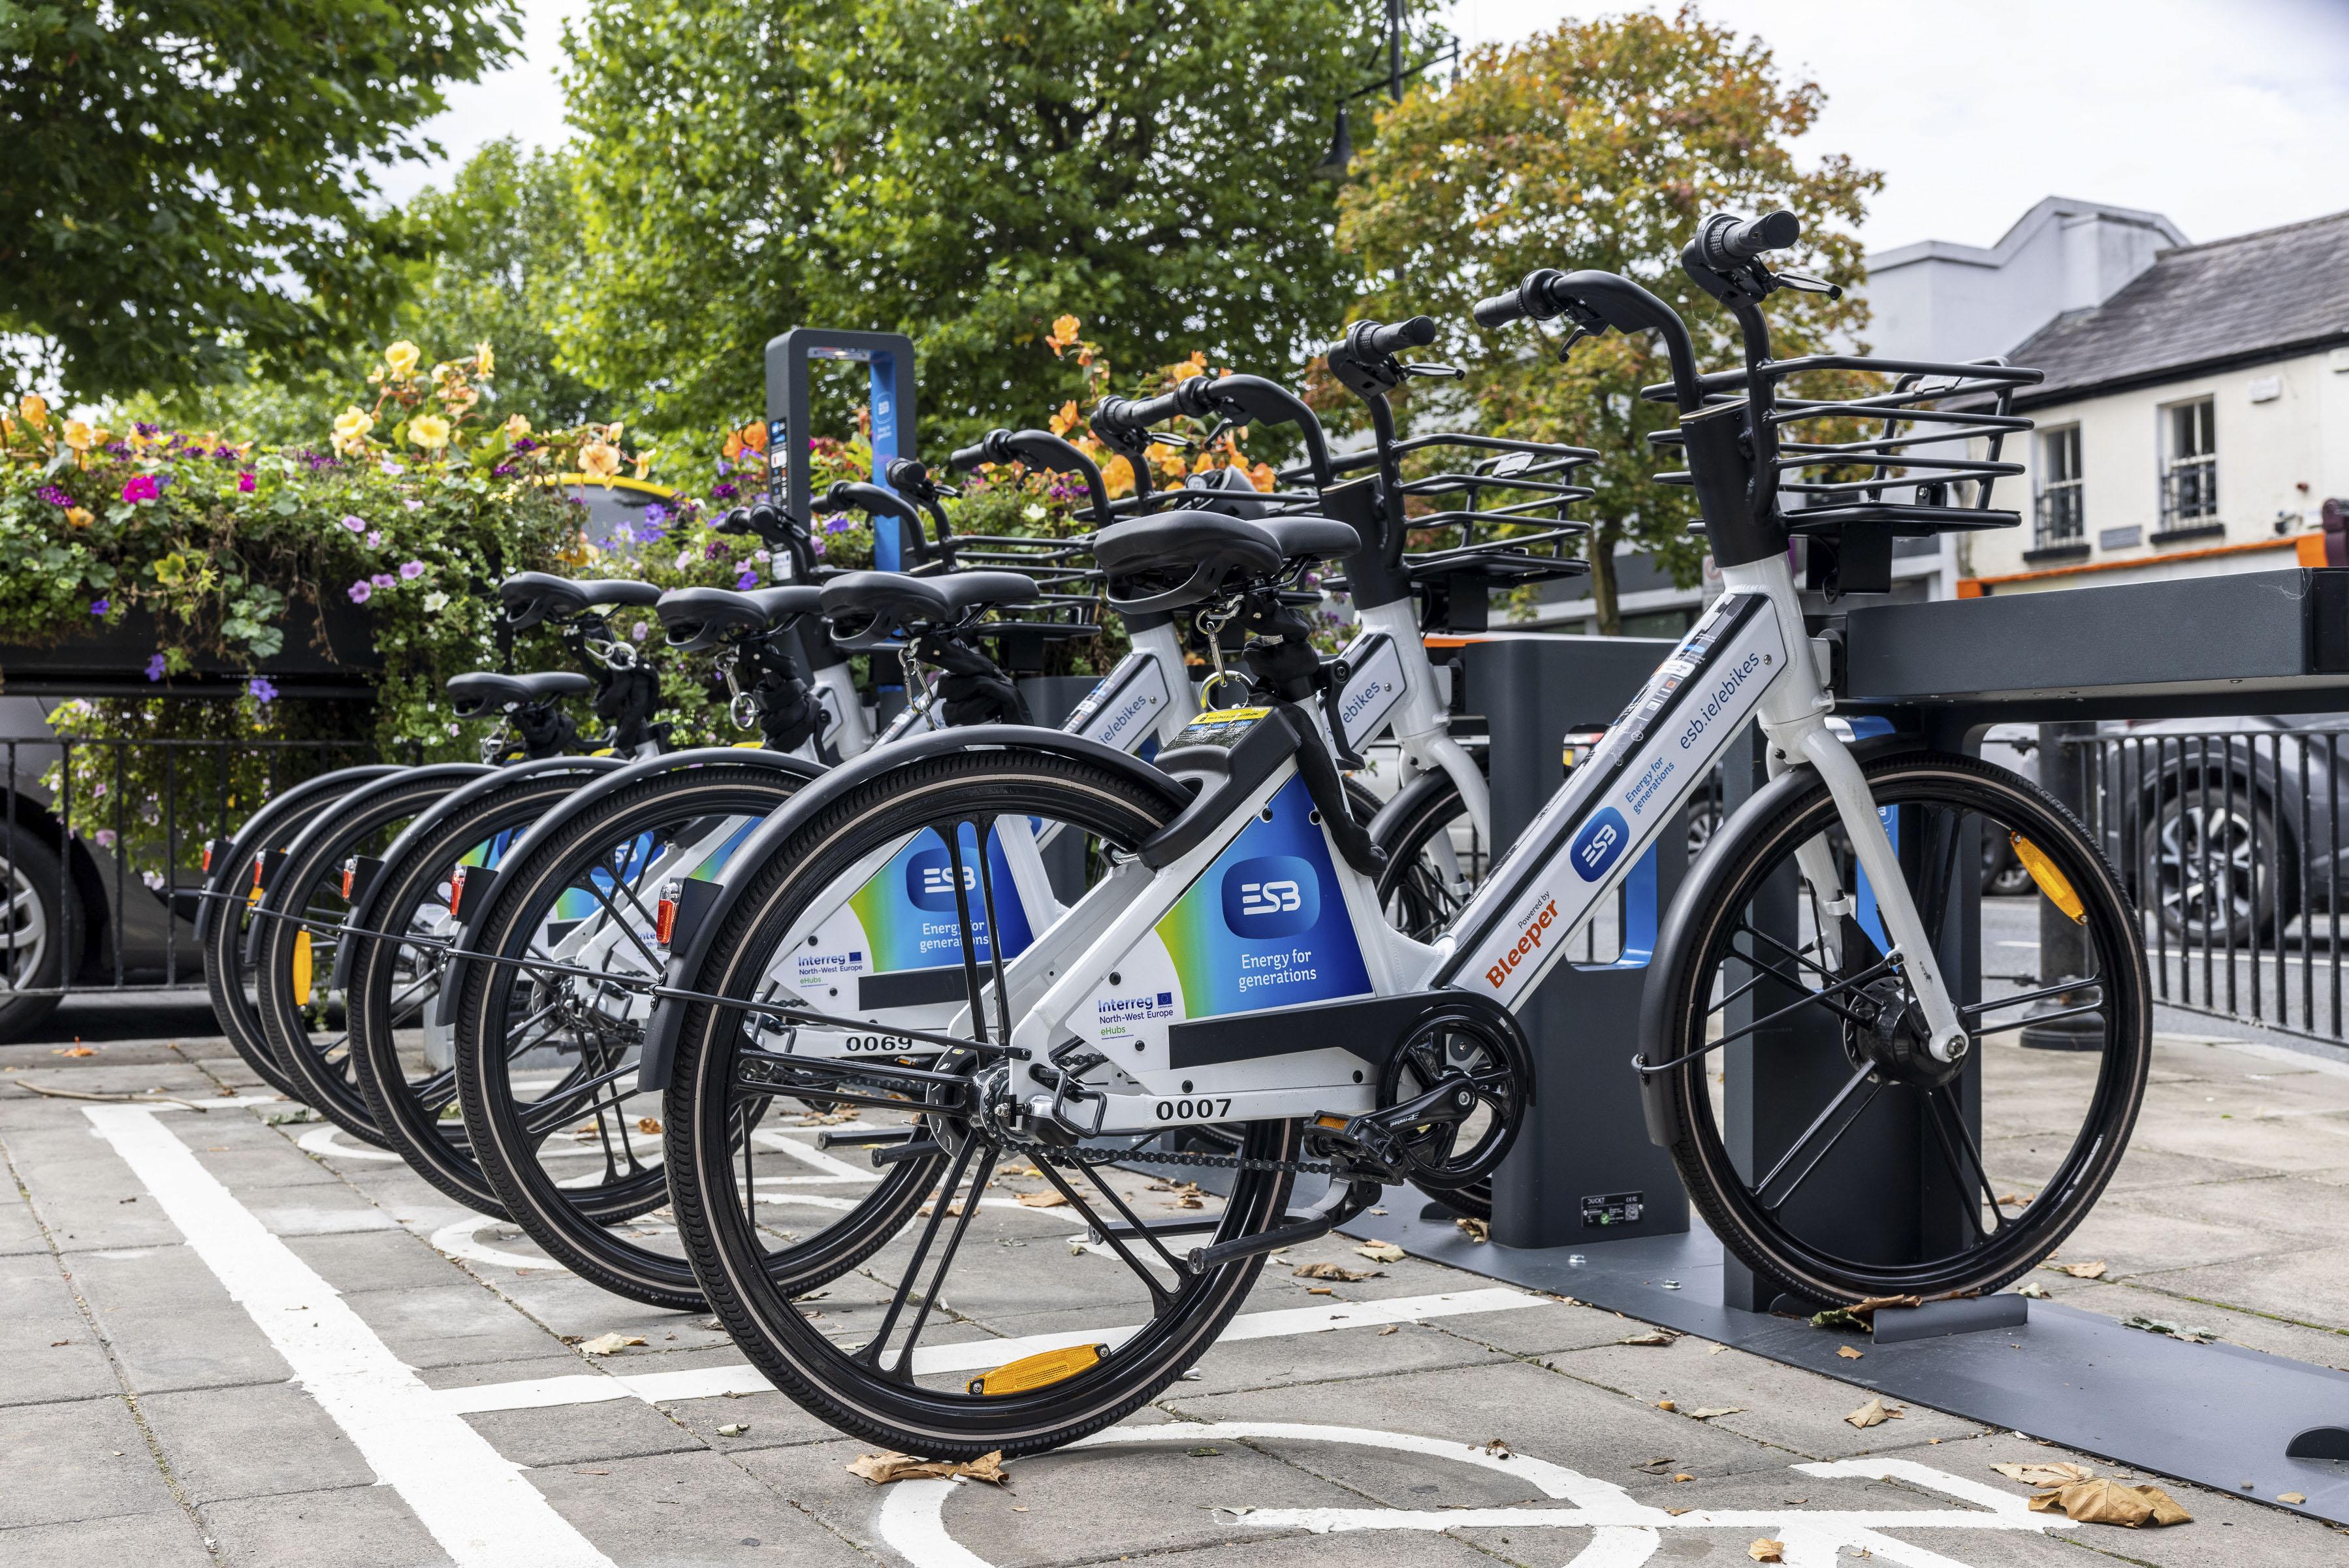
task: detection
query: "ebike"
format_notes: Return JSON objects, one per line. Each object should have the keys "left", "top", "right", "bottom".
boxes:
{"left": 650, "top": 212, "right": 2150, "bottom": 1458}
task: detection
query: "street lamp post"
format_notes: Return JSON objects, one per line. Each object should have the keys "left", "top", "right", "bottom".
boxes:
{"left": 1314, "top": 0, "right": 1456, "bottom": 179}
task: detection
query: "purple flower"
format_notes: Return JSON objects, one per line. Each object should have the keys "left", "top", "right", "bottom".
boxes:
{"left": 630, "top": 622, "right": 649, "bottom": 642}
{"left": 715, "top": 458, "right": 733, "bottom": 477}
{"left": 512, "top": 438, "right": 538, "bottom": 453}
{"left": 237, "top": 472, "right": 256, "bottom": 492}
{"left": 711, "top": 482, "right": 739, "bottom": 500}
{"left": 370, "top": 572, "right": 395, "bottom": 589}
{"left": 365, "top": 529, "right": 383, "bottom": 547}
{"left": 341, "top": 514, "right": 366, "bottom": 532}
{"left": 248, "top": 676, "right": 278, "bottom": 705}
{"left": 492, "top": 464, "right": 516, "bottom": 477}
{"left": 144, "top": 653, "right": 167, "bottom": 682}
{"left": 347, "top": 580, "right": 372, "bottom": 604}
{"left": 120, "top": 474, "right": 159, "bottom": 503}
{"left": 703, "top": 540, "right": 726, "bottom": 560}
{"left": 37, "top": 485, "right": 72, "bottom": 507}
{"left": 89, "top": 598, "right": 109, "bottom": 616}
{"left": 735, "top": 569, "right": 758, "bottom": 590}
{"left": 403, "top": 499, "right": 422, "bottom": 511}
{"left": 643, "top": 503, "right": 667, "bottom": 526}
{"left": 398, "top": 560, "right": 425, "bottom": 580}
{"left": 823, "top": 515, "right": 853, "bottom": 535}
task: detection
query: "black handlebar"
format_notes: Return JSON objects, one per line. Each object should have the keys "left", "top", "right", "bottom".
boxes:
{"left": 945, "top": 428, "right": 1113, "bottom": 522}
{"left": 1693, "top": 208, "right": 1800, "bottom": 270}
{"left": 1472, "top": 268, "right": 1706, "bottom": 410}
{"left": 1352, "top": 315, "right": 1437, "bottom": 359}
{"left": 1090, "top": 379, "right": 1209, "bottom": 442}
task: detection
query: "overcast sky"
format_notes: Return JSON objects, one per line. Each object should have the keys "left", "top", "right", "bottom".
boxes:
{"left": 389, "top": 0, "right": 2349, "bottom": 255}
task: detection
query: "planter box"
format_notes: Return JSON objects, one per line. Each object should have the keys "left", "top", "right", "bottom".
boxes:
{"left": 0, "top": 593, "right": 381, "bottom": 699}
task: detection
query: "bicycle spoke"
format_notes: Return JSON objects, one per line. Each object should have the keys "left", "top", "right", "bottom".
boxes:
{"left": 970, "top": 817, "right": 1014, "bottom": 1050}
{"left": 1753, "top": 1062, "right": 1882, "bottom": 1213}
{"left": 1029, "top": 1156, "right": 1176, "bottom": 1306}
{"left": 572, "top": 872, "right": 665, "bottom": 970}
{"left": 1915, "top": 805, "right": 1965, "bottom": 952}
{"left": 884, "top": 1144, "right": 998, "bottom": 1381}
{"left": 943, "top": 824, "right": 990, "bottom": 1044}
{"left": 1921, "top": 1088, "right": 2000, "bottom": 1241}
{"left": 518, "top": 1059, "right": 642, "bottom": 1140}
{"left": 1964, "top": 972, "right": 2105, "bottom": 1017}
{"left": 857, "top": 1138, "right": 979, "bottom": 1371}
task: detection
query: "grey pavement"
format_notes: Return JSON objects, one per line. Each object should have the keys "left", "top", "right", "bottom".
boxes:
{"left": 4, "top": 1019, "right": 2349, "bottom": 1567}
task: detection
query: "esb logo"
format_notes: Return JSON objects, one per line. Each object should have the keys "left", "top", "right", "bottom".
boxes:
{"left": 1220, "top": 856, "right": 1318, "bottom": 938}
{"left": 1570, "top": 807, "right": 1631, "bottom": 882}
{"left": 904, "top": 847, "right": 979, "bottom": 911}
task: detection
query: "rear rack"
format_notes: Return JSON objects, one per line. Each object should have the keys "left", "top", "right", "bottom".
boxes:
{"left": 1645, "top": 355, "right": 2040, "bottom": 595}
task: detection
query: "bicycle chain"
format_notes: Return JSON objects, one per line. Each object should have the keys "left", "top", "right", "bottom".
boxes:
{"left": 1002, "top": 1132, "right": 1336, "bottom": 1179}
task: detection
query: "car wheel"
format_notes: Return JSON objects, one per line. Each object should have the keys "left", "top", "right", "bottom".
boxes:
{"left": 2141, "top": 788, "right": 2281, "bottom": 945}
{"left": 0, "top": 835, "right": 80, "bottom": 1041}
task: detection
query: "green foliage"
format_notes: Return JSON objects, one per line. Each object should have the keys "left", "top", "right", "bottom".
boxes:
{"left": 1336, "top": 7, "right": 1879, "bottom": 632}
{"left": 563, "top": 0, "right": 1420, "bottom": 445}
{"left": 0, "top": 0, "right": 523, "bottom": 403}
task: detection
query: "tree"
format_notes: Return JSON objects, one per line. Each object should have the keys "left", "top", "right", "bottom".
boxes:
{"left": 0, "top": 0, "right": 521, "bottom": 403}
{"left": 564, "top": 0, "right": 1423, "bottom": 445}
{"left": 1336, "top": 6, "right": 1879, "bottom": 633}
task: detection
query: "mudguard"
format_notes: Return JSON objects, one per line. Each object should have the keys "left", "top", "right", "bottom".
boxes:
{"left": 638, "top": 724, "right": 1194, "bottom": 1091}
{"left": 432, "top": 748, "right": 826, "bottom": 1034}
{"left": 244, "top": 763, "right": 494, "bottom": 967}
{"left": 195, "top": 764, "right": 405, "bottom": 946}
{"left": 328, "top": 755, "right": 624, "bottom": 991}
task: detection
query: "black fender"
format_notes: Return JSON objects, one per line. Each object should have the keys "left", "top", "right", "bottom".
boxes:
{"left": 329, "top": 755, "right": 626, "bottom": 991}
{"left": 639, "top": 725, "right": 1194, "bottom": 1091}
{"left": 246, "top": 763, "right": 494, "bottom": 966}
{"left": 195, "top": 764, "right": 406, "bottom": 945}
{"left": 434, "top": 747, "right": 827, "bottom": 1034}
{"left": 1367, "top": 766, "right": 1465, "bottom": 860}
{"left": 1635, "top": 735, "right": 1931, "bottom": 1151}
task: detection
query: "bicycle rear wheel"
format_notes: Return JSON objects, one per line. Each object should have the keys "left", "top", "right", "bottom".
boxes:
{"left": 666, "top": 748, "right": 1303, "bottom": 1458}
{"left": 1645, "top": 750, "right": 2150, "bottom": 1305}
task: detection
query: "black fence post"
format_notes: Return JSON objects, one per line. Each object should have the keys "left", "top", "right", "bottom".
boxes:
{"left": 2022, "top": 720, "right": 2103, "bottom": 1050}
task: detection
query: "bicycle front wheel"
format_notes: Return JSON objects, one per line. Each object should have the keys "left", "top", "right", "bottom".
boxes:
{"left": 1645, "top": 750, "right": 2150, "bottom": 1305}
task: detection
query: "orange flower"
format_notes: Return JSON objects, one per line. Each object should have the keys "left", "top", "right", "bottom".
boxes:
{"left": 18, "top": 394, "right": 47, "bottom": 428}
{"left": 1248, "top": 462, "right": 1275, "bottom": 492}
{"left": 1100, "top": 454, "right": 1136, "bottom": 498}
{"left": 1046, "top": 314, "right": 1082, "bottom": 357}
{"left": 579, "top": 441, "right": 621, "bottom": 479}
{"left": 739, "top": 421, "right": 769, "bottom": 454}
{"left": 1049, "top": 400, "right": 1081, "bottom": 437}
{"left": 722, "top": 430, "right": 744, "bottom": 462}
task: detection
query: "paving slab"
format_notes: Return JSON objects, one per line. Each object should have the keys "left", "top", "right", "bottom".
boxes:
{"left": 0, "top": 1392, "right": 182, "bottom": 1530}
{"left": 0, "top": 1247, "right": 120, "bottom": 1406}
{"left": 198, "top": 1482, "right": 449, "bottom": 1568}
{"left": 0, "top": 1506, "right": 216, "bottom": 1567}
{"left": 137, "top": 1381, "right": 375, "bottom": 1505}
{"left": 68, "top": 1243, "right": 293, "bottom": 1394}
{"left": 528, "top": 1447, "right": 876, "bottom": 1567}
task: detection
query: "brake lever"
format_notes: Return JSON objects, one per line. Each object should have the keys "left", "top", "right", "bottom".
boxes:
{"left": 1399, "top": 362, "right": 1465, "bottom": 380}
{"left": 1147, "top": 430, "right": 1199, "bottom": 450}
{"left": 1768, "top": 268, "right": 1844, "bottom": 299}
{"left": 1554, "top": 323, "right": 1596, "bottom": 362}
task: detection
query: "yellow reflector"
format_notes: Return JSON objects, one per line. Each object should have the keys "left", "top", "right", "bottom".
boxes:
{"left": 966, "top": 1342, "right": 1107, "bottom": 1398}
{"left": 731, "top": 740, "right": 765, "bottom": 750}
{"left": 291, "top": 929, "right": 315, "bottom": 1004}
{"left": 2009, "top": 833, "right": 2086, "bottom": 925}
{"left": 1315, "top": 1113, "right": 1350, "bottom": 1130}
{"left": 590, "top": 746, "right": 616, "bottom": 758}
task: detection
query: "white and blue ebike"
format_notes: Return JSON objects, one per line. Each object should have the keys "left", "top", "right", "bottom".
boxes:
{"left": 648, "top": 211, "right": 2152, "bottom": 1459}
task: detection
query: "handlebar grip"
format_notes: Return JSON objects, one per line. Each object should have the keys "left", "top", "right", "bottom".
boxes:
{"left": 1358, "top": 315, "right": 1437, "bottom": 357}
{"left": 1700, "top": 209, "right": 1800, "bottom": 268}
{"left": 1472, "top": 270, "right": 1563, "bottom": 330}
{"left": 1091, "top": 389, "right": 1189, "bottom": 436}
{"left": 948, "top": 441, "right": 989, "bottom": 472}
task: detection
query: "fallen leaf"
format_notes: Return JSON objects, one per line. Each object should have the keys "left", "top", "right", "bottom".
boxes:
{"left": 1707, "top": 1343, "right": 1731, "bottom": 1355}
{"left": 1997, "top": 1192, "right": 2035, "bottom": 1207}
{"left": 1455, "top": 1217, "right": 1490, "bottom": 1242}
{"left": 1482, "top": 1438, "right": 1512, "bottom": 1459}
{"left": 1620, "top": 1328, "right": 1679, "bottom": 1347}
{"left": 52, "top": 1046, "right": 95, "bottom": 1058}
{"left": 848, "top": 1450, "right": 1010, "bottom": 1486}
{"left": 1837, "top": 1345, "right": 1865, "bottom": 1360}
{"left": 1015, "top": 1191, "right": 1068, "bottom": 1209}
{"left": 1749, "top": 1541, "right": 1785, "bottom": 1563}
{"left": 1655, "top": 1400, "right": 1677, "bottom": 1412}
{"left": 1811, "top": 1307, "right": 1870, "bottom": 1332}
{"left": 1306, "top": 1287, "right": 1334, "bottom": 1296}
{"left": 1292, "top": 1262, "right": 1379, "bottom": 1281}
{"left": 918, "top": 1200, "right": 967, "bottom": 1217}
{"left": 1665, "top": 1506, "right": 1691, "bottom": 1516}
{"left": 2280, "top": 1492, "right": 2307, "bottom": 1505}
{"left": 577, "top": 1333, "right": 645, "bottom": 1356}
{"left": 1845, "top": 1398, "right": 1904, "bottom": 1429}
{"left": 1356, "top": 1241, "right": 1407, "bottom": 1264}
{"left": 1377, "top": 1325, "right": 1398, "bottom": 1336}
{"left": 1187, "top": 1447, "right": 1219, "bottom": 1457}
{"left": 1851, "top": 1294, "right": 1923, "bottom": 1315}
{"left": 2017, "top": 1280, "right": 2051, "bottom": 1299}
{"left": 1688, "top": 1407, "right": 1744, "bottom": 1420}
{"left": 2026, "top": 1478, "right": 2190, "bottom": 1526}
{"left": 636, "top": 1116, "right": 662, "bottom": 1134}
{"left": 2120, "top": 1315, "right": 2219, "bottom": 1343}
{"left": 1994, "top": 1461, "right": 2096, "bottom": 1488}
{"left": 1672, "top": 1473, "right": 1694, "bottom": 1483}
{"left": 2045, "top": 1259, "right": 2108, "bottom": 1279}
{"left": 717, "top": 1423, "right": 748, "bottom": 1437}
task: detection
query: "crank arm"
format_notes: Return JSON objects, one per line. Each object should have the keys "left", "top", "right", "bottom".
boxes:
{"left": 1184, "top": 1179, "right": 1382, "bottom": 1274}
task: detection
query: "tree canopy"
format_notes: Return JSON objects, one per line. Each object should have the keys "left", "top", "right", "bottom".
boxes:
{"left": 1, "top": 0, "right": 521, "bottom": 403}
{"left": 1337, "top": 7, "right": 1879, "bottom": 632}
{"left": 564, "top": 0, "right": 1424, "bottom": 443}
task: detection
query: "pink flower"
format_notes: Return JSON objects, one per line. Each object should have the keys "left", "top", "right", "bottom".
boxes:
{"left": 347, "top": 580, "right": 372, "bottom": 604}
{"left": 370, "top": 572, "right": 395, "bottom": 588}
{"left": 398, "top": 560, "right": 426, "bottom": 580}
{"left": 366, "top": 529, "right": 383, "bottom": 547}
{"left": 341, "top": 514, "right": 366, "bottom": 532}
{"left": 237, "top": 472, "right": 256, "bottom": 493}
{"left": 120, "top": 474, "right": 159, "bottom": 503}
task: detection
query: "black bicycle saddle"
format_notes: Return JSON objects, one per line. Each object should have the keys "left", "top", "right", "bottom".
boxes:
{"left": 1095, "top": 509, "right": 1358, "bottom": 615}
{"left": 656, "top": 585, "right": 825, "bottom": 652}
{"left": 819, "top": 570, "right": 1041, "bottom": 648}
{"left": 498, "top": 573, "right": 665, "bottom": 630}
{"left": 445, "top": 669, "right": 595, "bottom": 718}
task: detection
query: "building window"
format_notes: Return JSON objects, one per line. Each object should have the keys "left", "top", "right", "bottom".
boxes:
{"left": 2035, "top": 426, "right": 2084, "bottom": 549}
{"left": 2160, "top": 397, "right": 2218, "bottom": 532}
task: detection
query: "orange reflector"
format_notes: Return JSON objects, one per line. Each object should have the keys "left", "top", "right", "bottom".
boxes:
{"left": 201, "top": 843, "right": 214, "bottom": 874}
{"left": 340, "top": 857, "right": 358, "bottom": 901}
{"left": 1315, "top": 1113, "right": 1350, "bottom": 1130}
{"left": 966, "top": 1342, "right": 1106, "bottom": 1397}
{"left": 448, "top": 866, "right": 470, "bottom": 919}
{"left": 2009, "top": 833, "right": 2086, "bottom": 925}
{"left": 291, "top": 929, "right": 314, "bottom": 1004}
{"left": 654, "top": 879, "right": 684, "bottom": 947}
{"left": 251, "top": 852, "right": 268, "bottom": 891}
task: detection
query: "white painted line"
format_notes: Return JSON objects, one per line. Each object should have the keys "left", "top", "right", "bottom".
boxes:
{"left": 84, "top": 1105, "right": 615, "bottom": 1568}
{"left": 751, "top": 1127, "right": 880, "bottom": 1182}
{"left": 435, "top": 1286, "right": 1546, "bottom": 1415}
{"left": 878, "top": 1424, "right": 2076, "bottom": 1568}
{"left": 298, "top": 1125, "right": 404, "bottom": 1161}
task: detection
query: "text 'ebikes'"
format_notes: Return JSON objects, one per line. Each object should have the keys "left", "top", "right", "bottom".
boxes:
{"left": 1486, "top": 897, "right": 1559, "bottom": 988}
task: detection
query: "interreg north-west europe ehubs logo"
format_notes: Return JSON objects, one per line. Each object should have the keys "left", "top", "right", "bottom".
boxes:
{"left": 1221, "top": 856, "right": 1318, "bottom": 938}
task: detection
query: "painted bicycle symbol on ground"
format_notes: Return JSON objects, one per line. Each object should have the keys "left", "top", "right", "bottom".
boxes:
{"left": 877, "top": 1421, "right": 2077, "bottom": 1568}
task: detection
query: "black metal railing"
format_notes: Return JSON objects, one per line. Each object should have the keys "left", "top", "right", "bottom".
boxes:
{"left": 2161, "top": 458, "right": 2218, "bottom": 530}
{"left": 2034, "top": 482, "right": 2085, "bottom": 549}
{"left": 2068, "top": 729, "right": 2349, "bottom": 1044}
{"left": 0, "top": 735, "right": 380, "bottom": 1004}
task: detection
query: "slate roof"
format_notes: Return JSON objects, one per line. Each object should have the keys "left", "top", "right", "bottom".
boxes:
{"left": 2009, "top": 208, "right": 2349, "bottom": 406}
